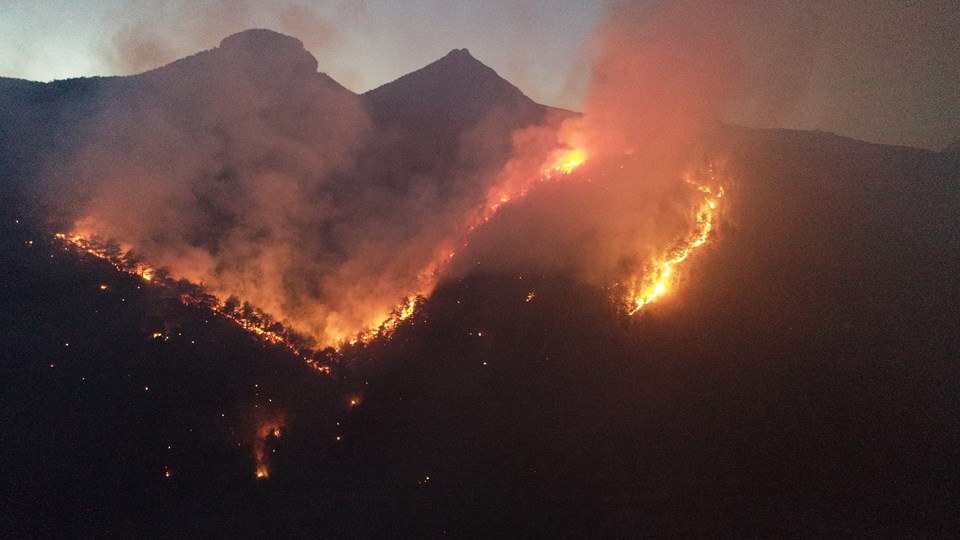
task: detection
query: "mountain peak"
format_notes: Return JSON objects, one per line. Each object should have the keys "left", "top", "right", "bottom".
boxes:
{"left": 219, "top": 29, "right": 305, "bottom": 53}
{"left": 432, "top": 48, "right": 492, "bottom": 73}
{"left": 215, "top": 29, "right": 318, "bottom": 75}
{"left": 444, "top": 48, "right": 473, "bottom": 59}
{"left": 364, "top": 47, "right": 533, "bottom": 112}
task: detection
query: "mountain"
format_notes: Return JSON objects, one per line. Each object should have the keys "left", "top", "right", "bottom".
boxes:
{"left": 0, "top": 29, "right": 364, "bottom": 226}
{"left": 337, "top": 129, "right": 960, "bottom": 535}
{"left": 0, "top": 31, "right": 567, "bottom": 341}
{"left": 361, "top": 48, "right": 574, "bottom": 194}
{"left": 1, "top": 30, "right": 959, "bottom": 537}
{"left": 364, "top": 47, "right": 558, "bottom": 129}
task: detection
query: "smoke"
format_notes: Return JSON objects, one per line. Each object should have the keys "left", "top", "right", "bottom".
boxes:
{"left": 51, "top": 29, "right": 550, "bottom": 346}
{"left": 725, "top": 1, "right": 960, "bottom": 150}
{"left": 450, "top": 1, "right": 739, "bottom": 291}
{"left": 577, "top": 1, "right": 739, "bottom": 161}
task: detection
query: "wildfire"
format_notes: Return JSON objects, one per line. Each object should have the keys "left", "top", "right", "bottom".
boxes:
{"left": 626, "top": 171, "right": 723, "bottom": 314}
{"left": 51, "top": 142, "right": 590, "bottom": 356}
{"left": 51, "top": 146, "right": 720, "bottom": 357}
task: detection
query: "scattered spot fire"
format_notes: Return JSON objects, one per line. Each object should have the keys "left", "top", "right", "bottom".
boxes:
{"left": 253, "top": 415, "right": 284, "bottom": 479}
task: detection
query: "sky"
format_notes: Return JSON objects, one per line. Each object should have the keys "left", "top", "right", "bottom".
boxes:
{"left": 1, "top": 0, "right": 958, "bottom": 150}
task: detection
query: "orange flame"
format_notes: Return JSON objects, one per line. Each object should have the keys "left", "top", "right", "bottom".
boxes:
{"left": 626, "top": 171, "right": 723, "bottom": 314}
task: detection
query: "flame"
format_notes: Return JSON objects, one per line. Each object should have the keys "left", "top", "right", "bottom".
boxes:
{"left": 53, "top": 141, "right": 588, "bottom": 354}
{"left": 545, "top": 148, "right": 587, "bottom": 176}
{"left": 626, "top": 171, "right": 723, "bottom": 314}
{"left": 345, "top": 147, "right": 584, "bottom": 346}
{"left": 435, "top": 145, "right": 589, "bottom": 267}
{"left": 348, "top": 295, "right": 419, "bottom": 345}
{"left": 55, "top": 229, "right": 429, "bottom": 359}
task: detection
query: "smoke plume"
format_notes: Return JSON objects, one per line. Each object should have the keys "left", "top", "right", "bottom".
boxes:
{"left": 450, "top": 1, "right": 739, "bottom": 292}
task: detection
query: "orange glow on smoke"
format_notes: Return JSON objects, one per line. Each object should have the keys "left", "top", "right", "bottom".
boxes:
{"left": 54, "top": 141, "right": 590, "bottom": 354}
{"left": 54, "top": 230, "right": 429, "bottom": 356}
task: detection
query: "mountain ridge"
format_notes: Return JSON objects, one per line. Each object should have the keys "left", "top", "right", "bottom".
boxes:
{"left": 362, "top": 45, "right": 562, "bottom": 129}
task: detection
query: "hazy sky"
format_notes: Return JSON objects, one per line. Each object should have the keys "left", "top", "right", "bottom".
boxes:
{"left": 1, "top": 0, "right": 957, "bottom": 149}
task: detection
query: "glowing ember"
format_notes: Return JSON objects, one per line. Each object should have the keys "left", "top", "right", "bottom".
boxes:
{"left": 626, "top": 170, "right": 724, "bottom": 314}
